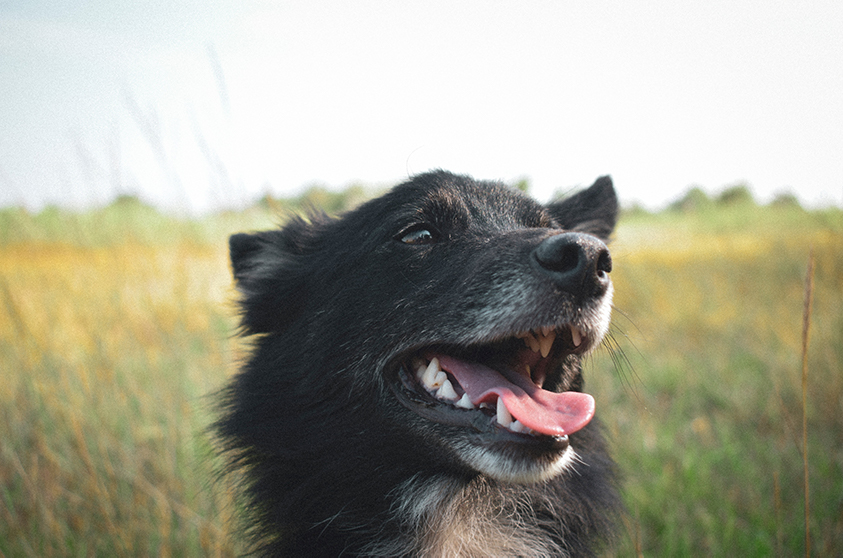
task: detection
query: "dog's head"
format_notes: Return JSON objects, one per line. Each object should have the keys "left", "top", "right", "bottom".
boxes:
{"left": 229, "top": 170, "right": 617, "bottom": 484}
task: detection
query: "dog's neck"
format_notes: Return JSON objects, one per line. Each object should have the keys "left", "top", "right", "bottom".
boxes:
{"left": 361, "top": 474, "right": 576, "bottom": 558}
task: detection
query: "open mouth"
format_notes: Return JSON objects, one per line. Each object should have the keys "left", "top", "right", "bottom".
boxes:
{"left": 391, "top": 324, "right": 595, "bottom": 443}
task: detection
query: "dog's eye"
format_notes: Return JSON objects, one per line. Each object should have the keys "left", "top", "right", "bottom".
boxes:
{"left": 397, "top": 224, "right": 439, "bottom": 245}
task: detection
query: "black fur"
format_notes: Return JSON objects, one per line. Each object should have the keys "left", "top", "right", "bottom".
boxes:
{"left": 217, "top": 170, "right": 621, "bottom": 556}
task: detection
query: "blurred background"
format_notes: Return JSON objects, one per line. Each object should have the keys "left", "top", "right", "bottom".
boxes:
{"left": 2, "top": 0, "right": 842, "bottom": 213}
{"left": 1, "top": 1, "right": 841, "bottom": 556}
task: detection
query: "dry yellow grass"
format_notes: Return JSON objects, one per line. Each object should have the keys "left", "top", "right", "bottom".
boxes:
{"left": 1, "top": 201, "right": 841, "bottom": 555}
{"left": 1, "top": 241, "right": 239, "bottom": 556}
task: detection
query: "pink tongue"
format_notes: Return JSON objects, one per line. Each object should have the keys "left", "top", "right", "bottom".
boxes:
{"left": 435, "top": 354, "right": 595, "bottom": 437}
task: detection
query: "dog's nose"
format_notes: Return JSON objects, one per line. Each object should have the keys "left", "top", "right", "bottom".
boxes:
{"left": 532, "top": 232, "right": 612, "bottom": 296}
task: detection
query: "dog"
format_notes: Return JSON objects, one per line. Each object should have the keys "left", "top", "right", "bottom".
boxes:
{"left": 217, "top": 170, "right": 620, "bottom": 556}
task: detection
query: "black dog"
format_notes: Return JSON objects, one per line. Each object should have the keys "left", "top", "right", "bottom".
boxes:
{"left": 217, "top": 170, "right": 620, "bottom": 556}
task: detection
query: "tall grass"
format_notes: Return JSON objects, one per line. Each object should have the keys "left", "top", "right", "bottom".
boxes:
{"left": 0, "top": 238, "right": 243, "bottom": 555}
{"left": 801, "top": 250, "right": 814, "bottom": 558}
{"left": 1, "top": 199, "right": 841, "bottom": 555}
{"left": 592, "top": 204, "right": 843, "bottom": 555}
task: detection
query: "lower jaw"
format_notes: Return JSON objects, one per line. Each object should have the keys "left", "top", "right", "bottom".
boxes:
{"left": 457, "top": 438, "right": 576, "bottom": 484}
{"left": 389, "top": 362, "right": 579, "bottom": 482}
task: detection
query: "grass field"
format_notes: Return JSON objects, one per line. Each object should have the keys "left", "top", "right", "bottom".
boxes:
{"left": 1, "top": 196, "right": 841, "bottom": 556}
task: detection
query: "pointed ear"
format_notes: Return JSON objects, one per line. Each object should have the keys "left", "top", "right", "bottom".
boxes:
{"left": 229, "top": 227, "right": 310, "bottom": 334}
{"left": 546, "top": 175, "right": 618, "bottom": 241}
{"left": 230, "top": 232, "right": 273, "bottom": 283}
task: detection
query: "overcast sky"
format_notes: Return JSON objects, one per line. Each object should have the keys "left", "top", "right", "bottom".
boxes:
{"left": 1, "top": 0, "right": 841, "bottom": 213}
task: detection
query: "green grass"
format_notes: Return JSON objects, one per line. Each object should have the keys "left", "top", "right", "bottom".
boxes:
{"left": 592, "top": 204, "right": 843, "bottom": 555}
{"left": 1, "top": 198, "right": 841, "bottom": 556}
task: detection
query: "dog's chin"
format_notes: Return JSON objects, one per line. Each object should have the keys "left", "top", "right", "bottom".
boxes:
{"left": 386, "top": 324, "right": 598, "bottom": 484}
{"left": 455, "top": 438, "right": 577, "bottom": 484}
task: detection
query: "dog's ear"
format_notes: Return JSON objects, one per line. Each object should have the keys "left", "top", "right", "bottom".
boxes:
{"left": 229, "top": 232, "right": 274, "bottom": 282}
{"left": 546, "top": 175, "right": 618, "bottom": 241}
{"left": 229, "top": 222, "right": 312, "bottom": 334}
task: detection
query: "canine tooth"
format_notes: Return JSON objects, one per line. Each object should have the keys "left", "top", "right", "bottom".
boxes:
{"left": 538, "top": 330, "right": 556, "bottom": 358}
{"left": 541, "top": 326, "right": 553, "bottom": 337}
{"left": 421, "top": 358, "right": 440, "bottom": 388}
{"left": 436, "top": 379, "right": 459, "bottom": 401}
{"left": 431, "top": 371, "right": 447, "bottom": 389}
{"left": 523, "top": 332, "right": 540, "bottom": 353}
{"left": 571, "top": 327, "right": 583, "bottom": 348}
{"left": 456, "top": 393, "right": 474, "bottom": 409}
{"left": 496, "top": 398, "right": 512, "bottom": 427}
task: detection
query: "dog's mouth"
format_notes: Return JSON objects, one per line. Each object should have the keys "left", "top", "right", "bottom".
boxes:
{"left": 389, "top": 324, "right": 595, "bottom": 443}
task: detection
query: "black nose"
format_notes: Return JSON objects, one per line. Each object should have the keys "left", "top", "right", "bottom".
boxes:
{"left": 532, "top": 232, "right": 612, "bottom": 296}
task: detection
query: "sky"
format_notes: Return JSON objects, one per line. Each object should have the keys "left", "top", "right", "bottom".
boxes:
{"left": 1, "top": 0, "right": 842, "bottom": 213}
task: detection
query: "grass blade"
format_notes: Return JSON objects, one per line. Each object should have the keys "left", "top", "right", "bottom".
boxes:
{"left": 801, "top": 249, "right": 814, "bottom": 557}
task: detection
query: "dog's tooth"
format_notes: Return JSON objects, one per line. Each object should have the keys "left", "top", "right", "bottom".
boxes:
{"left": 415, "top": 361, "right": 427, "bottom": 379}
{"left": 539, "top": 338, "right": 551, "bottom": 358}
{"left": 571, "top": 327, "right": 583, "bottom": 348}
{"left": 431, "top": 370, "right": 447, "bottom": 389}
{"left": 524, "top": 332, "right": 540, "bottom": 353}
{"left": 541, "top": 326, "right": 553, "bottom": 338}
{"left": 508, "top": 420, "right": 526, "bottom": 433}
{"left": 518, "top": 330, "right": 532, "bottom": 348}
{"left": 421, "top": 358, "right": 440, "bottom": 388}
{"left": 496, "top": 398, "right": 512, "bottom": 427}
{"left": 436, "top": 379, "right": 459, "bottom": 401}
{"left": 455, "top": 393, "right": 474, "bottom": 409}
{"left": 538, "top": 330, "right": 556, "bottom": 358}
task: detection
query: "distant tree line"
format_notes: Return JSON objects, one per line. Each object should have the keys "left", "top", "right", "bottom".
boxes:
{"left": 7, "top": 177, "right": 808, "bottom": 220}
{"left": 668, "top": 182, "right": 802, "bottom": 213}
{"left": 254, "top": 183, "right": 377, "bottom": 215}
